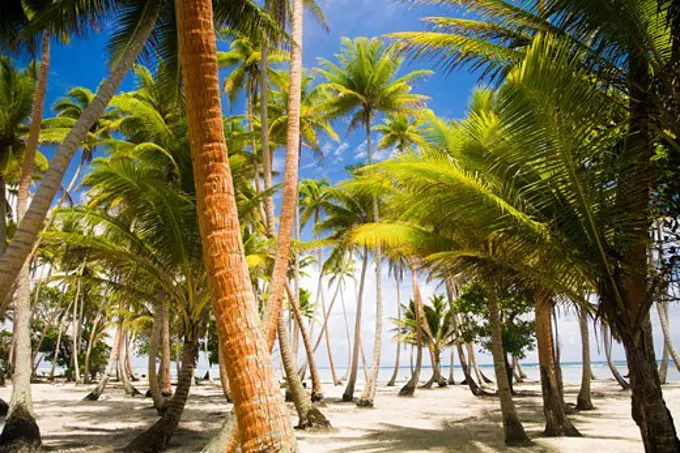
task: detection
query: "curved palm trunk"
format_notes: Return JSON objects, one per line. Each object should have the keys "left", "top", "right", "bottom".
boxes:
{"left": 284, "top": 280, "right": 323, "bottom": 401}
{"left": 603, "top": 324, "right": 630, "bottom": 390}
{"left": 535, "top": 295, "right": 580, "bottom": 437}
{"left": 125, "top": 333, "right": 138, "bottom": 381}
{"left": 342, "top": 249, "right": 369, "bottom": 402}
{"left": 387, "top": 276, "right": 402, "bottom": 387}
{"left": 399, "top": 269, "right": 424, "bottom": 397}
{"left": 148, "top": 303, "right": 167, "bottom": 413}
{"left": 160, "top": 301, "right": 172, "bottom": 397}
{"left": 0, "top": 5, "right": 160, "bottom": 300}
{"left": 124, "top": 332, "right": 200, "bottom": 452}
{"left": 176, "top": 0, "right": 295, "bottom": 449}
{"left": 655, "top": 302, "right": 680, "bottom": 373}
{"left": 70, "top": 268, "right": 84, "bottom": 384}
{"left": 577, "top": 308, "right": 594, "bottom": 410}
{"left": 1, "top": 31, "right": 52, "bottom": 450}
{"left": 259, "top": 28, "right": 275, "bottom": 232}
{"left": 0, "top": 177, "right": 6, "bottom": 258}
{"left": 84, "top": 321, "right": 122, "bottom": 401}
{"left": 49, "top": 308, "right": 70, "bottom": 382}
{"left": 118, "top": 329, "right": 141, "bottom": 397}
{"left": 32, "top": 308, "right": 58, "bottom": 377}
{"left": 359, "top": 116, "right": 383, "bottom": 408}
{"left": 487, "top": 280, "right": 530, "bottom": 446}
{"left": 468, "top": 343, "right": 486, "bottom": 387}
{"left": 340, "top": 283, "right": 352, "bottom": 381}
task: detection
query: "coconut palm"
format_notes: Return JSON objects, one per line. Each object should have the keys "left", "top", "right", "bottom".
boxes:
{"left": 317, "top": 37, "right": 431, "bottom": 407}
{"left": 373, "top": 112, "right": 427, "bottom": 154}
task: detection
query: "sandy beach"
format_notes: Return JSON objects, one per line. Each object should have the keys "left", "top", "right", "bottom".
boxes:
{"left": 1, "top": 376, "right": 677, "bottom": 452}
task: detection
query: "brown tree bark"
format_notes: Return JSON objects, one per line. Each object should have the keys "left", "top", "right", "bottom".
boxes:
{"left": 343, "top": 249, "right": 369, "bottom": 401}
{"left": 160, "top": 300, "right": 172, "bottom": 397}
{"left": 577, "top": 308, "right": 594, "bottom": 410}
{"left": 387, "top": 274, "right": 402, "bottom": 387}
{"left": 399, "top": 267, "right": 424, "bottom": 397}
{"left": 174, "top": 0, "right": 294, "bottom": 449}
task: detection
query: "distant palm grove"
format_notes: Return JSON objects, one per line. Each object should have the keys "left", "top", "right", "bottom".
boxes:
{"left": 0, "top": 1, "right": 679, "bottom": 453}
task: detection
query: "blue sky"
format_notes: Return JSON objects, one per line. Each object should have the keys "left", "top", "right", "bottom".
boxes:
{"left": 31, "top": 0, "right": 680, "bottom": 369}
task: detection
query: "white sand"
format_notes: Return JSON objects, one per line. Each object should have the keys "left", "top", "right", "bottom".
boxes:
{"left": 0, "top": 378, "right": 678, "bottom": 452}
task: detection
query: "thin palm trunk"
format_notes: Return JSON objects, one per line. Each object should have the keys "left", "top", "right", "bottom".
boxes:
{"left": 83, "top": 309, "right": 103, "bottom": 384}
{"left": 259, "top": 29, "right": 275, "bottom": 231}
{"left": 387, "top": 275, "right": 402, "bottom": 387}
{"left": 71, "top": 270, "right": 82, "bottom": 384}
{"left": 203, "top": 324, "right": 211, "bottom": 381}
{"left": 577, "top": 308, "right": 594, "bottom": 410}
{"left": 448, "top": 349, "right": 455, "bottom": 385}
{"left": 84, "top": 321, "right": 122, "bottom": 401}
{"left": 124, "top": 331, "right": 200, "bottom": 452}
{"left": 0, "top": 177, "right": 6, "bottom": 258}
{"left": 535, "top": 294, "right": 580, "bottom": 437}
{"left": 399, "top": 268, "right": 424, "bottom": 397}
{"left": 126, "top": 333, "right": 138, "bottom": 381}
{"left": 148, "top": 302, "right": 167, "bottom": 413}
{"left": 486, "top": 280, "right": 530, "bottom": 446}
{"left": 284, "top": 280, "right": 323, "bottom": 401}
{"left": 342, "top": 249, "right": 369, "bottom": 402}
{"left": 119, "top": 329, "right": 140, "bottom": 397}
{"left": 160, "top": 301, "right": 172, "bottom": 396}
{"left": 552, "top": 308, "right": 565, "bottom": 400}
{"left": 49, "top": 307, "right": 71, "bottom": 382}
{"left": 0, "top": 5, "right": 161, "bottom": 300}
{"left": 603, "top": 324, "right": 630, "bottom": 390}
{"left": 340, "top": 283, "right": 351, "bottom": 381}
{"left": 32, "top": 309, "right": 58, "bottom": 377}
{"left": 217, "top": 341, "right": 231, "bottom": 402}
{"left": 655, "top": 302, "right": 680, "bottom": 373}
{"left": 359, "top": 115, "right": 383, "bottom": 408}
{"left": 468, "top": 343, "right": 486, "bottom": 387}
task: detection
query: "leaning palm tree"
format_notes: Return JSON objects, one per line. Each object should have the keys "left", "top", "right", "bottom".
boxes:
{"left": 317, "top": 37, "right": 431, "bottom": 407}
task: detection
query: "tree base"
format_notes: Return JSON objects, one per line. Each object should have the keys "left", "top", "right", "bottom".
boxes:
{"left": 123, "top": 417, "right": 173, "bottom": 453}
{"left": 297, "top": 407, "right": 331, "bottom": 430}
{"left": 398, "top": 382, "right": 416, "bottom": 397}
{"left": 386, "top": 380, "right": 396, "bottom": 387}
{"left": 447, "top": 377, "right": 455, "bottom": 385}
{"left": 356, "top": 398, "right": 374, "bottom": 408}
{"left": 576, "top": 395, "right": 594, "bottom": 411}
{"left": 0, "top": 405, "right": 41, "bottom": 453}
{"left": 83, "top": 392, "right": 102, "bottom": 401}
{"left": 285, "top": 390, "right": 294, "bottom": 402}
{"left": 341, "top": 392, "right": 354, "bottom": 402}
{"left": 544, "top": 422, "right": 582, "bottom": 437}
{"left": 311, "top": 391, "right": 324, "bottom": 403}
{"left": 0, "top": 398, "right": 8, "bottom": 417}
{"left": 504, "top": 414, "right": 532, "bottom": 447}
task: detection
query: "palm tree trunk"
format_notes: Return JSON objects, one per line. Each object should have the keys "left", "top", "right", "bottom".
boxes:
{"left": 148, "top": 302, "right": 167, "bottom": 413}
{"left": 577, "top": 308, "right": 594, "bottom": 410}
{"left": 0, "top": 4, "right": 161, "bottom": 300}
{"left": 468, "top": 343, "right": 485, "bottom": 387}
{"left": 342, "top": 249, "right": 369, "bottom": 402}
{"left": 387, "top": 275, "right": 402, "bottom": 387}
{"left": 83, "top": 309, "right": 103, "bottom": 385}
{"left": 487, "top": 279, "right": 530, "bottom": 446}
{"left": 126, "top": 333, "right": 138, "bottom": 381}
{"left": 124, "top": 331, "right": 200, "bottom": 452}
{"left": 203, "top": 324, "right": 211, "bottom": 381}
{"left": 49, "top": 308, "right": 70, "bottom": 382}
{"left": 71, "top": 267, "right": 84, "bottom": 384}
{"left": 552, "top": 308, "right": 565, "bottom": 400}
{"left": 340, "top": 282, "right": 351, "bottom": 381}
{"left": 160, "top": 300, "right": 172, "bottom": 397}
{"left": 1, "top": 35, "right": 52, "bottom": 448}
{"left": 655, "top": 302, "right": 680, "bottom": 373}
{"left": 535, "top": 294, "right": 580, "bottom": 436}
{"left": 603, "top": 323, "right": 630, "bottom": 390}
{"left": 263, "top": 0, "right": 305, "bottom": 355}
{"left": 448, "top": 349, "right": 456, "bottom": 385}
{"left": 175, "top": 0, "right": 294, "bottom": 449}
{"left": 359, "top": 115, "right": 383, "bottom": 408}
{"left": 259, "top": 27, "right": 275, "bottom": 231}
{"left": 32, "top": 309, "right": 58, "bottom": 377}
{"left": 0, "top": 177, "right": 6, "bottom": 258}
{"left": 284, "top": 280, "right": 324, "bottom": 401}
{"left": 84, "top": 321, "right": 122, "bottom": 401}
{"left": 399, "top": 268, "right": 424, "bottom": 397}
{"left": 118, "top": 329, "right": 140, "bottom": 397}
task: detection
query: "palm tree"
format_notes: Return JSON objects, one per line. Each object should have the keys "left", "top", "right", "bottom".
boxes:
{"left": 374, "top": 112, "right": 427, "bottom": 154}
{"left": 317, "top": 37, "right": 431, "bottom": 407}
{"left": 174, "top": 0, "right": 295, "bottom": 451}
{"left": 386, "top": 256, "right": 406, "bottom": 386}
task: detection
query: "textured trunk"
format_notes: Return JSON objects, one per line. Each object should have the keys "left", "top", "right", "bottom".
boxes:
{"left": 175, "top": 0, "right": 295, "bottom": 449}
{"left": 617, "top": 313, "right": 680, "bottom": 453}
{"left": 342, "top": 249, "right": 369, "bottom": 402}
{"left": 284, "top": 280, "right": 323, "bottom": 401}
{"left": 487, "top": 280, "right": 530, "bottom": 446}
{"left": 202, "top": 325, "right": 211, "bottom": 381}
{"left": 468, "top": 343, "right": 486, "bottom": 386}
{"left": 124, "top": 332, "right": 199, "bottom": 452}
{"left": 49, "top": 310, "right": 70, "bottom": 382}
{"left": 399, "top": 268, "right": 424, "bottom": 397}
{"left": 262, "top": 0, "right": 305, "bottom": 357}
{"left": 577, "top": 308, "right": 594, "bottom": 410}
{"left": 148, "top": 302, "right": 167, "bottom": 413}
{"left": 259, "top": 32, "right": 275, "bottom": 232}
{"left": 0, "top": 4, "right": 160, "bottom": 298}
{"left": 0, "top": 177, "right": 6, "bottom": 258}
{"left": 659, "top": 304, "right": 669, "bottom": 385}
{"left": 359, "top": 115, "right": 383, "bottom": 408}
{"left": 126, "top": 333, "right": 138, "bottom": 381}
{"left": 535, "top": 295, "right": 580, "bottom": 437}
{"left": 32, "top": 309, "right": 58, "bottom": 377}
{"left": 340, "top": 283, "right": 352, "bottom": 381}
{"left": 71, "top": 270, "right": 82, "bottom": 384}
{"left": 84, "top": 320, "right": 122, "bottom": 401}
{"left": 83, "top": 309, "right": 103, "bottom": 384}
{"left": 655, "top": 302, "right": 680, "bottom": 373}
{"left": 387, "top": 276, "right": 402, "bottom": 387}
{"left": 160, "top": 301, "right": 172, "bottom": 396}
{"left": 217, "top": 341, "right": 231, "bottom": 402}
{"left": 448, "top": 349, "right": 455, "bottom": 385}
{"left": 320, "top": 276, "right": 340, "bottom": 386}
{"left": 603, "top": 323, "right": 630, "bottom": 390}
{"left": 552, "top": 308, "right": 565, "bottom": 400}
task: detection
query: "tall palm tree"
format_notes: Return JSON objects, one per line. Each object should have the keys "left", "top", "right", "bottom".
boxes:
{"left": 174, "top": 0, "right": 295, "bottom": 451}
{"left": 374, "top": 112, "right": 427, "bottom": 154}
{"left": 317, "top": 37, "right": 431, "bottom": 407}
